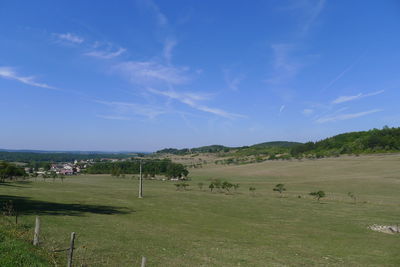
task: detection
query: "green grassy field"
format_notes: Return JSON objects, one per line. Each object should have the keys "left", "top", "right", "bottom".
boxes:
{"left": 1, "top": 154, "right": 400, "bottom": 266}
{"left": 0, "top": 225, "right": 51, "bottom": 267}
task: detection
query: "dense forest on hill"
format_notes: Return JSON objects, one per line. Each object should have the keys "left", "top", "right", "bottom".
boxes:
{"left": 290, "top": 126, "right": 400, "bottom": 157}
{"left": 85, "top": 159, "right": 189, "bottom": 179}
{"left": 230, "top": 141, "right": 301, "bottom": 157}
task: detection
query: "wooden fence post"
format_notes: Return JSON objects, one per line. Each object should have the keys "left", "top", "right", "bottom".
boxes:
{"left": 141, "top": 256, "right": 147, "bottom": 267}
{"left": 33, "top": 216, "right": 40, "bottom": 246}
{"left": 67, "top": 232, "right": 76, "bottom": 267}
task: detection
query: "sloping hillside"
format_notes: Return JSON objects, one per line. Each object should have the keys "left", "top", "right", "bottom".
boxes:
{"left": 291, "top": 126, "right": 400, "bottom": 157}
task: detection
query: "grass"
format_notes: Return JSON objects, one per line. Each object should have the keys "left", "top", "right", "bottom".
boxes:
{"left": 1, "top": 154, "right": 400, "bottom": 266}
{"left": 0, "top": 220, "right": 51, "bottom": 267}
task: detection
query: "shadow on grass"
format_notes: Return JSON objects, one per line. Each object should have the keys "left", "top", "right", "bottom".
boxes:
{"left": 0, "top": 182, "right": 27, "bottom": 188}
{"left": 14, "top": 180, "right": 32, "bottom": 185}
{"left": 0, "top": 195, "right": 133, "bottom": 216}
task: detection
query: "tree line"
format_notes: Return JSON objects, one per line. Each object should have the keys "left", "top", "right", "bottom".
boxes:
{"left": 85, "top": 159, "right": 189, "bottom": 179}
{"left": 0, "top": 162, "right": 27, "bottom": 182}
{"left": 0, "top": 151, "right": 136, "bottom": 163}
{"left": 156, "top": 142, "right": 301, "bottom": 157}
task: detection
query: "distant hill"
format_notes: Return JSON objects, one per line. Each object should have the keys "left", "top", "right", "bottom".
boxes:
{"left": 290, "top": 126, "right": 400, "bottom": 157}
{"left": 156, "top": 141, "right": 301, "bottom": 156}
{"left": 3, "top": 127, "right": 399, "bottom": 163}
{"left": 156, "top": 145, "right": 231, "bottom": 155}
{"left": 0, "top": 151, "right": 143, "bottom": 163}
{"left": 0, "top": 149, "right": 144, "bottom": 154}
{"left": 156, "top": 127, "right": 400, "bottom": 159}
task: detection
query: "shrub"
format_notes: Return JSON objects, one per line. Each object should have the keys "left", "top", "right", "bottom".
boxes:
{"left": 221, "top": 181, "right": 233, "bottom": 193}
{"left": 175, "top": 182, "right": 189, "bottom": 191}
{"left": 347, "top": 192, "right": 357, "bottom": 203}
{"left": 209, "top": 183, "right": 215, "bottom": 192}
{"left": 273, "top": 184, "right": 286, "bottom": 196}
{"left": 309, "top": 190, "right": 326, "bottom": 201}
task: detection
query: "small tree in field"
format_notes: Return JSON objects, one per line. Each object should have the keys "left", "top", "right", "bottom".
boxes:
{"left": 209, "top": 183, "right": 215, "bottom": 192}
{"left": 249, "top": 187, "right": 256, "bottom": 195}
{"left": 347, "top": 192, "right": 357, "bottom": 203}
{"left": 222, "top": 181, "right": 233, "bottom": 193}
{"left": 50, "top": 171, "right": 57, "bottom": 182}
{"left": 273, "top": 184, "right": 286, "bottom": 197}
{"left": 213, "top": 179, "right": 222, "bottom": 192}
{"left": 175, "top": 182, "right": 189, "bottom": 191}
{"left": 310, "top": 190, "right": 326, "bottom": 202}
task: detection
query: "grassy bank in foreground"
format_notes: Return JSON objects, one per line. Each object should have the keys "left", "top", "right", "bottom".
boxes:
{"left": 0, "top": 154, "right": 400, "bottom": 266}
{"left": 0, "top": 220, "right": 50, "bottom": 267}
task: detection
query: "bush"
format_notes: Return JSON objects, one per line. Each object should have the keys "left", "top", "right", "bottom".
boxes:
{"left": 273, "top": 184, "right": 286, "bottom": 196}
{"left": 209, "top": 183, "right": 215, "bottom": 192}
{"left": 347, "top": 192, "right": 357, "bottom": 203}
{"left": 221, "top": 181, "right": 233, "bottom": 193}
{"left": 309, "top": 190, "right": 326, "bottom": 201}
{"left": 174, "top": 182, "right": 189, "bottom": 191}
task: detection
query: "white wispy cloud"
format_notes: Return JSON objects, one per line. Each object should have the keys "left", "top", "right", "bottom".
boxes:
{"left": 315, "top": 109, "right": 382, "bottom": 123}
{"left": 332, "top": 90, "right": 384, "bottom": 104}
{"left": 266, "top": 43, "right": 301, "bottom": 84}
{"left": 224, "top": 69, "right": 245, "bottom": 91}
{"left": 279, "top": 0, "right": 326, "bottom": 35}
{"left": 142, "top": 0, "right": 168, "bottom": 26}
{"left": 321, "top": 51, "right": 367, "bottom": 92}
{"left": 55, "top": 33, "right": 84, "bottom": 44}
{"left": 279, "top": 105, "right": 285, "bottom": 113}
{"left": 302, "top": 0, "right": 326, "bottom": 33}
{"left": 147, "top": 88, "right": 244, "bottom": 119}
{"left": 85, "top": 47, "right": 126, "bottom": 59}
{"left": 114, "top": 61, "right": 190, "bottom": 85}
{"left": 0, "top": 67, "right": 57, "bottom": 90}
{"left": 96, "top": 100, "right": 167, "bottom": 119}
{"left": 163, "top": 38, "right": 177, "bottom": 64}
{"left": 322, "top": 63, "right": 356, "bottom": 92}
{"left": 96, "top": 115, "right": 131, "bottom": 121}
{"left": 302, "top": 108, "right": 314, "bottom": 115}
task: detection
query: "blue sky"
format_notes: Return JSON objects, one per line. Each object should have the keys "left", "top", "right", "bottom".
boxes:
{"left": 0, "top": 0, "right": 399, "bottom": 151}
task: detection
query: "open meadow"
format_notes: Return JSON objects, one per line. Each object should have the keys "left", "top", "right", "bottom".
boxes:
{"left": 1, "top": 154, "right": 400, "bottom": 266}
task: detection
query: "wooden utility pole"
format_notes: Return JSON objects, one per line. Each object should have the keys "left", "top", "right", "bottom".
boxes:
{"left": 141, "top": 256, "right": 147, "bottom": 267}
{"left": 67, "top": 232, "right": 76, "bottom": 267}
{"left": 138, "top": 160, "right": 143, "bottom": 198}
{"left": 33, "top": 216, "right": 40, "bottom": 246}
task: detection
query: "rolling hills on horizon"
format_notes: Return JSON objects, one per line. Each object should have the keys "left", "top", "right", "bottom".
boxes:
{"left": 1, "top": 126, "right": 399, "bottom": 162}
